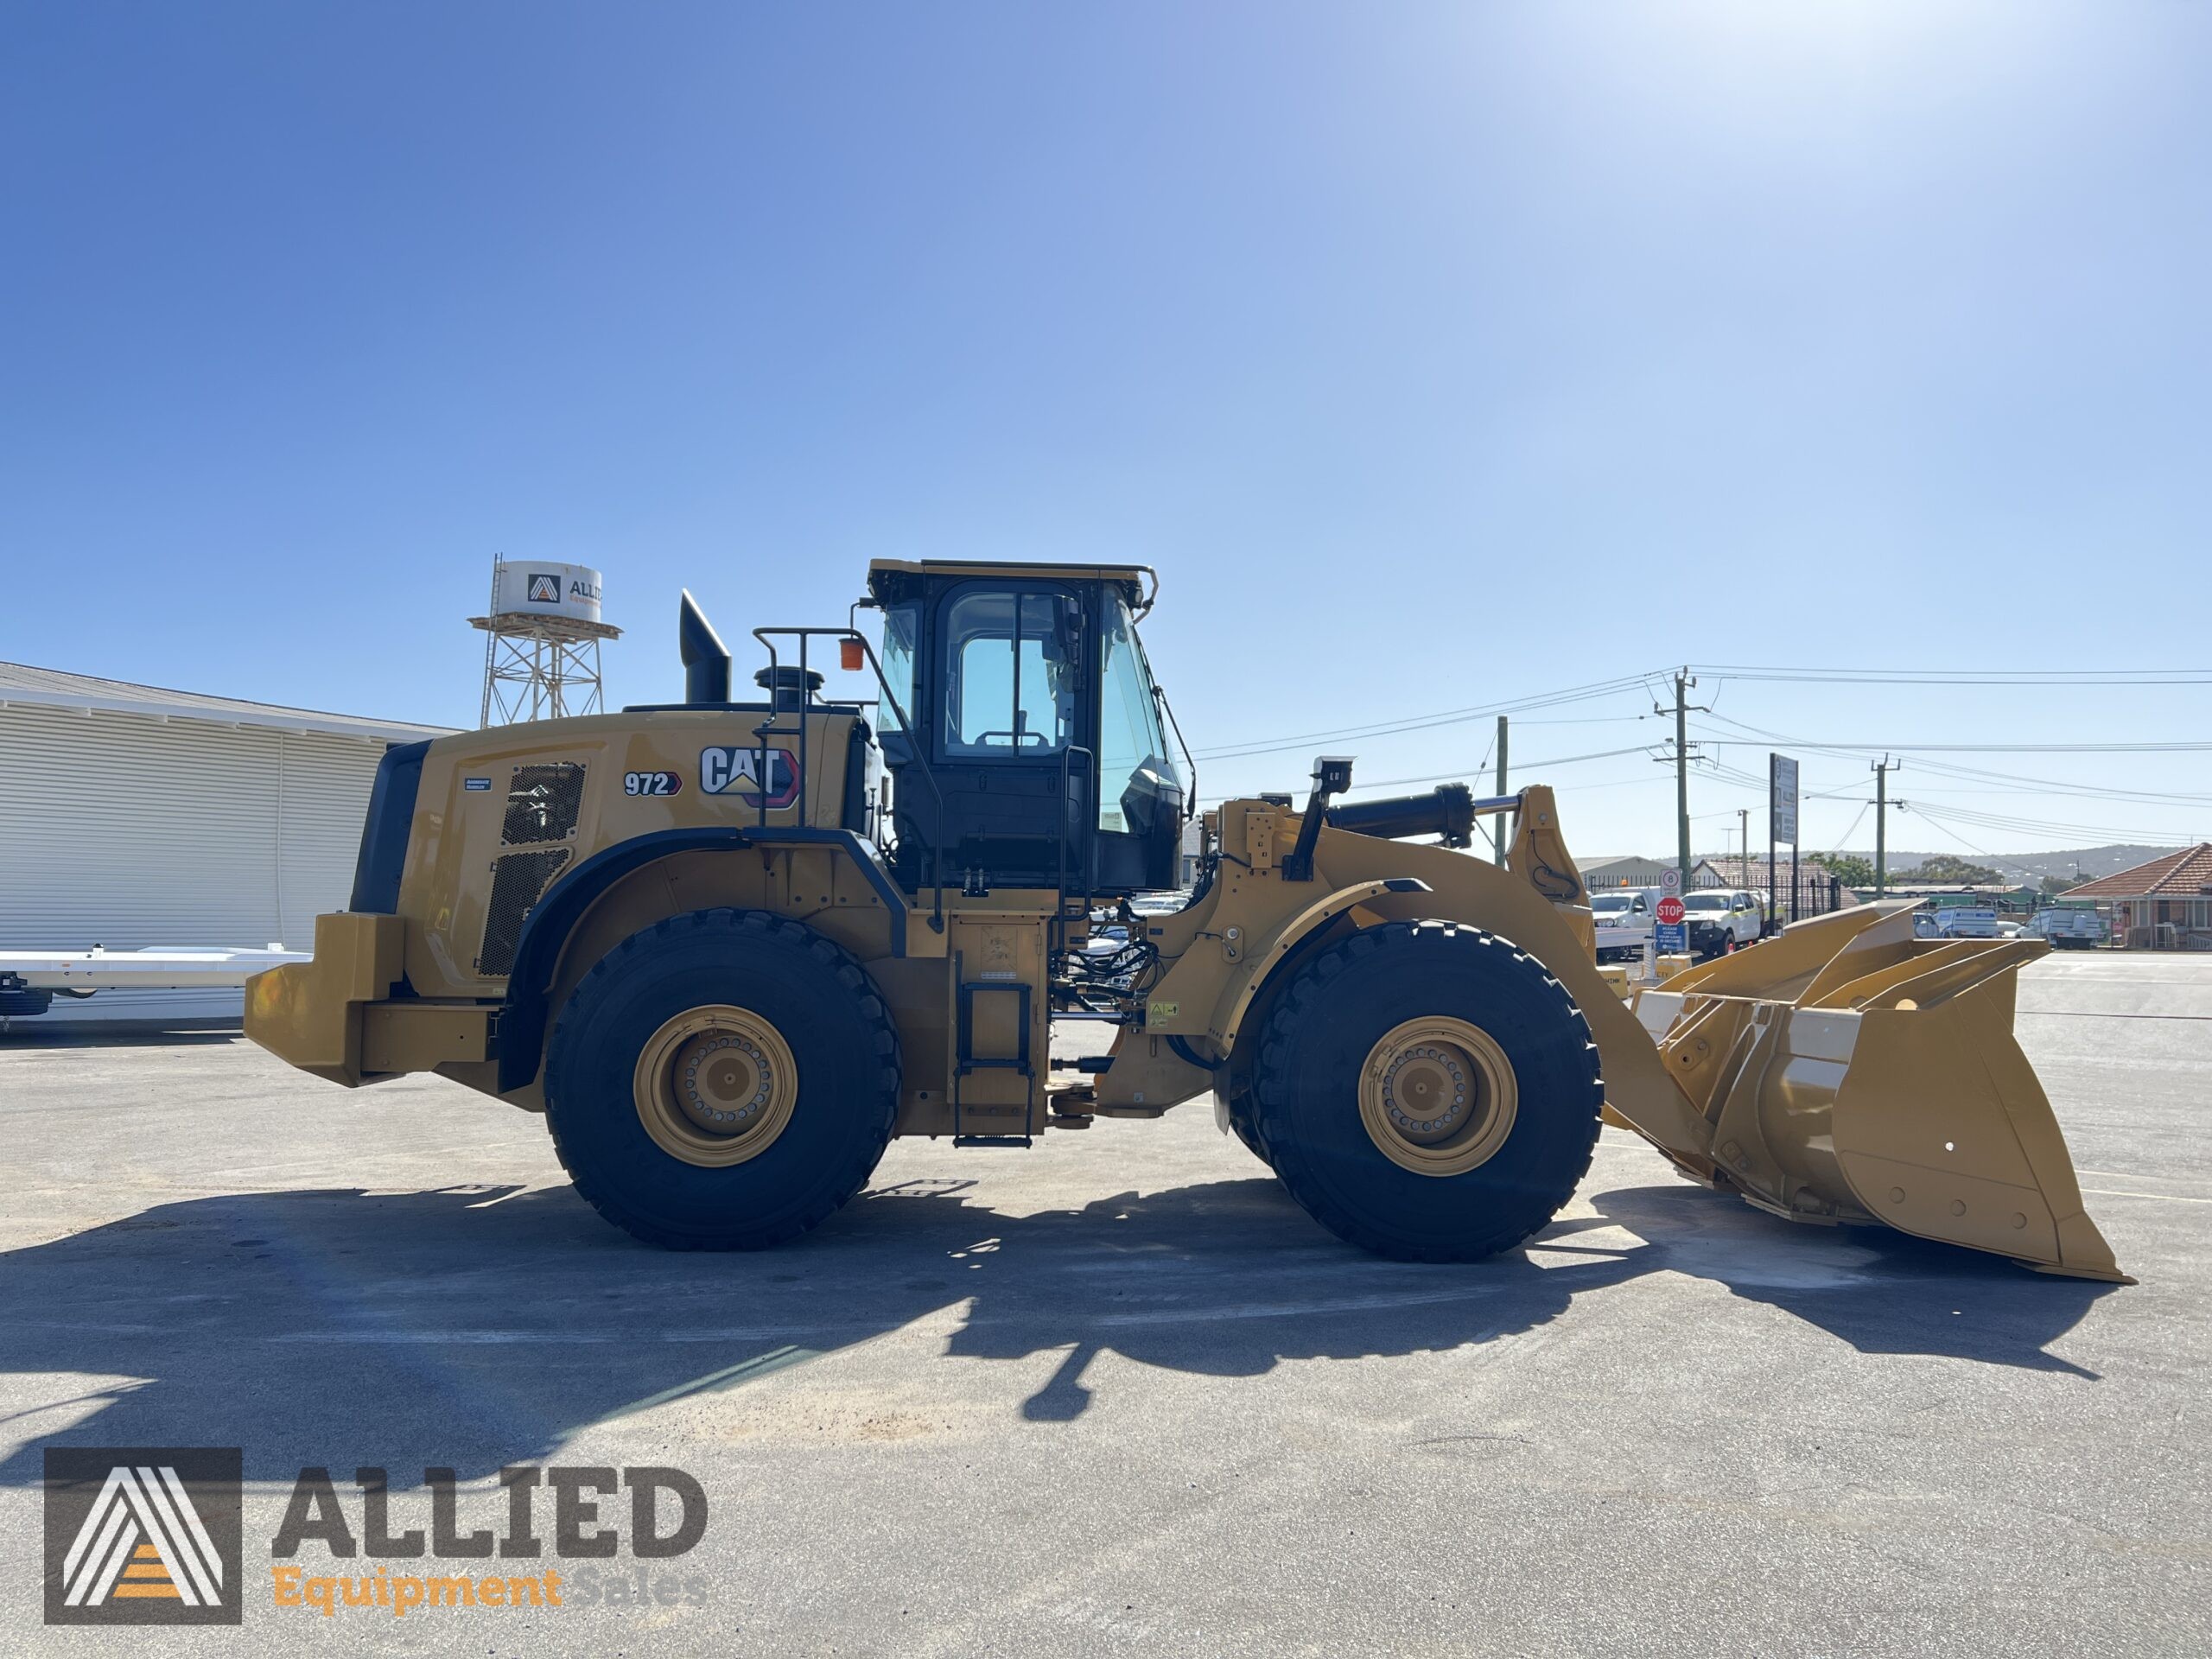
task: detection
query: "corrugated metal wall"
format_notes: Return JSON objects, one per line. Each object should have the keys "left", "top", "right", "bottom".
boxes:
{"left": 0, "top": 704, "right": 389, "bottom": 1016}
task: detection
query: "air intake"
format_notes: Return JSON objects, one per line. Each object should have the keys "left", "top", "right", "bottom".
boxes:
{"left": 755, "top": 664, "right": 823, "bottom": 713}
{"left": 500, "top": 763, "right": 587, "bottom": 845}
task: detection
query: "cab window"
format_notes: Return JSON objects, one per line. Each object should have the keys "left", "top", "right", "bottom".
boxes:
{"left": 941, "top": 588, "right": 1077, "bottom": 757}
{"left": 1096, "top": 593, "right": 1177, "bottom": 832}
{"left": 878, "top": 601, "right": 921, "bottom": 739}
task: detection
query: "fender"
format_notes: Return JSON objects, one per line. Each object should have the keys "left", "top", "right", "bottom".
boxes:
{"left": 493, "top": 825, "right": 909, "bottom": 1093}
{"left": 1203, "top": 876, "right": 1430, "bottom": 1053}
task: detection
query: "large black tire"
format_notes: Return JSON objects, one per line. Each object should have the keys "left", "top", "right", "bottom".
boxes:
{"left": 1252, "top": 921, "right": 1603, "bottom": 1262}
{"left": 543, "top": 909, "right": 899, "bottom": 1250}
{"left": 1223, "top": 1080, "right": 1274, "bottom": 1170}
{"left": 1229, "top": 1112, "right": 1273, "bottom": 1167}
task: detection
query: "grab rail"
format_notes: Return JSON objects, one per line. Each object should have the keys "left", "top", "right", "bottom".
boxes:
{"left": 753, "top": 626, "right": 947, "bottom": 935}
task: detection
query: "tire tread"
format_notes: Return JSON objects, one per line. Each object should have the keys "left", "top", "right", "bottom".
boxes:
{"left": 1252, "top": 920, "right": 1603, "bottom": 1262}
{"left": 545, "top": 908, "right": 900, "bottom": 1251}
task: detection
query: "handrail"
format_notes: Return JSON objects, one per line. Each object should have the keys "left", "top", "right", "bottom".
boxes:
{"left": 1153, "top": 683, "right": 1198, "bottom": 811}
{"left": 1055, "top": 744, "right": 1095, "bottom": 961}
{"left": 753, "top": 625, "right": 948, "bottom": 935}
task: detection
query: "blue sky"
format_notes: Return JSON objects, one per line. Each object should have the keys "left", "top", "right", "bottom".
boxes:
{"left": 3, "top": 3, "right": 2206, "bottom": 863}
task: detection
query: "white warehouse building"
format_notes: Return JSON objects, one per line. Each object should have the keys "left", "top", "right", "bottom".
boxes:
{"left": 0, "top": 661, "right": 450, "bottom": 1021}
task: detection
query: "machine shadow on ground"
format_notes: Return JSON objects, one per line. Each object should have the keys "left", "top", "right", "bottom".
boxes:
{"left": 0, "top": 1020, "right": 244, "bottom": 1048}
{"left": 0, "top": 1168, "right": 2117, "bottom": 1489}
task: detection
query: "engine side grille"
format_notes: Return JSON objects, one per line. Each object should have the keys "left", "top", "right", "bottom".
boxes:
{"left": 477, "top": 849, "right": 571, "bottom": 976}
{"left": 501, "top": 763, "right": 587, "bottom": 846}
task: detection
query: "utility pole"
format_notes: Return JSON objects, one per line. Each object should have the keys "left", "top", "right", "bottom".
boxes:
{"left": 1738, "top": 808, "right": 1749, "bottom": 884}
{"left": 1492, "top": 715, "right": 1509, "bottom": 867}
{"left": 1674, "top": 671, "right": 1695, "bottom": 892}
{"left": 1872, "top": 756, "right": 1902, "bottom": 896}
{"left": 1650, "top": 672, "right": 1706, "bottom": 893}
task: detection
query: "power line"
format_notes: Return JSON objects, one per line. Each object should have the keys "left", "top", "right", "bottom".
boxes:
{"left": 1686, "top": 712, "right": 2204, "bottom": 842}
{"left": 1902, "top": 806, "right": 2047, "bottom": 880}
{"left": 1691, "top": 736, "right": 2210, "bottom": 754}
{"left": 1841, "top": 753, "right": 2212, "bottom": 809}
{"left": 1194, "top": 660, "right": 2209, "bottom": 772}
{"left": 1194, "top": 744, "right": 1660, "bottom": 808}
{"left": 1899, "top": 799, "right": 2195, "bottom": 843}
{"left": 1188, "top": 669, "right": 2211, "bottom": 844}
{"left": 1692, "top": 664, "right": 2212, "bottom": 686}
{"left": 1192, "top": 671, "right": 1663, "bottom": 762}
{"left": 1815, "top": 803, "right": 1872, "bottom": 857}
{"left": 1691, "top": 709, "right": 2209, "bottom": 761}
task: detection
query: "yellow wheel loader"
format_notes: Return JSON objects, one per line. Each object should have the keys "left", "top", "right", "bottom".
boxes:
{"left": 246, "top": 561, "right": 2127, "bottom": 1281}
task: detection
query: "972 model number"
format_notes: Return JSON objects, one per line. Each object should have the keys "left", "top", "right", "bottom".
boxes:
{"left": 623, "top": 771, "right": 683, "bottom": 796}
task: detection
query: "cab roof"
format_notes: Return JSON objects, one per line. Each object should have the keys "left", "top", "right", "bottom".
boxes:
{"left": 865, "top": 559, "right": 1154, "bottom": 612}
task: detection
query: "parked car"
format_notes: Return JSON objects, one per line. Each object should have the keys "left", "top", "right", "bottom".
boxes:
{"left": 2031, "top": 906, "right": 2107, "bottom": 950}
{"left": 1682, "top": 890, "right": 1764, "bottom": 958}
{"left": 1914, "top": 910, "right": 1945, "bottom": 939}
{"left": 1929, "top": 906, "right": 2002, "bottom": 939}
{"left": 1590, "top": 888, "right": 1658, "bottom": 962}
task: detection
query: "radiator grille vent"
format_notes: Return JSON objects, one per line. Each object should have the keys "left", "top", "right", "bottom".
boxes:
{"left": 477, "top": 849, "right": 571, "bottom": 976}
{"left": 501, "top": 763, "right": 587, "bottom": 846}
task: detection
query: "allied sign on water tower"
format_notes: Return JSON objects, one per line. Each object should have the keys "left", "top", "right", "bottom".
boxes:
{"left": 489, "top": 561, "right": 605, "bottom": 627}
{"left": 470, "top": 558, "right": 620, "bottom": 728}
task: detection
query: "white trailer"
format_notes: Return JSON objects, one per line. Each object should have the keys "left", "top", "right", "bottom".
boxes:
{"left": 0, "top": 946, "right": 310, "bottom": 1021}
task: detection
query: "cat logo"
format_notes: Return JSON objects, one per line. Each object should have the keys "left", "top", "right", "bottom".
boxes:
{"left": 699, "top": 746, "right": 800, "bottom": 809}
{"left": 526, "top": 572, "right": 562, "bottom": 604}
{"left": 45, "top": 1447, "right": 243, "bottom": 1625}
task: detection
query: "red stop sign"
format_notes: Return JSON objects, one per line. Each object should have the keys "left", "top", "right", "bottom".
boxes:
{"left": 1656, "top": 896, "right": 1686, "bottom": 925}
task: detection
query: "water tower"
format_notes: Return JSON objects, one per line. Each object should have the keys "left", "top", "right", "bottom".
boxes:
{"left": 468, "top": 560, "right": 621, "bottom": 727}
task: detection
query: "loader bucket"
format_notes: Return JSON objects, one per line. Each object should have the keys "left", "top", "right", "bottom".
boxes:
{"left": 1621, "top": 903, "right": 2129, "bottom": 1283}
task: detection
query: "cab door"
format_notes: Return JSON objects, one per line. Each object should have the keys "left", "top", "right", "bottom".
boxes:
{"left": 917, "top": 579, "right": 1094, "bottom": 892}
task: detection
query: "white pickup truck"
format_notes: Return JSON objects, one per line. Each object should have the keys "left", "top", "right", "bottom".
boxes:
{"left": 1589, "top": 889, "right": 1658, "bottom": 962}
{"left": 2031, "top": 906, "right": 2106, "bottom": 950}
{"left": 1681, "top": 890, "right": 1766, "bottom": 957}
{"left": 1929, "top": 906, "right": 2003, "bottom": 939}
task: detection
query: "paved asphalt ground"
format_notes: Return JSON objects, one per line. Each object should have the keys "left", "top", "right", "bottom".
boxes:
{"left": 2, "top": 951, "right": 2205, "bottom": 1656}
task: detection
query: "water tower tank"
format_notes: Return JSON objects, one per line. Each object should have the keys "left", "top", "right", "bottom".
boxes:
{"left": 488, "top": 561, "right": 605, "bottom": 627}
{"left": 469, "top": 558, "right": 620, "bottom": 727}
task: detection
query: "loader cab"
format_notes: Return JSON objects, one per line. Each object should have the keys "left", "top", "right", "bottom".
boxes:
{"left": 865, "top": 560, "right": 1184, "bottom": 897}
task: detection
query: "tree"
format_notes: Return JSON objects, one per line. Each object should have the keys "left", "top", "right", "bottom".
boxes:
{"left": 1815, "top": 855, "right": 1877, "bottom": 888}
{"left": 1897, "top": 854, "right": 2001, "bottom": 886}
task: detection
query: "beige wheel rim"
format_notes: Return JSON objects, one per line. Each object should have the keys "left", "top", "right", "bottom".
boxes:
{"left": 632, "top": 1005, "right": 799, "bottom": 1167}
{"left": 1357, "top": 1015, "right": 1519, "bottom": 1178}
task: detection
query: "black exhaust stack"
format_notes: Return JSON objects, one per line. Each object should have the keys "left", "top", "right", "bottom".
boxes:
{"left": 679, "top": 589, "right": 730, "bottom": 705}
{"left": 1325, "top": 783, "right": 1478, "bottom": 849}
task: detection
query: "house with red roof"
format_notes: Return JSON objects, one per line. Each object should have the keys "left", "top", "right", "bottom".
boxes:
{"left": 2064, "top": 844, "right": 2212, "bottom": 950}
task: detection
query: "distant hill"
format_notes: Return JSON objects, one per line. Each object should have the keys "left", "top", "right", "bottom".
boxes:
{"left": 1694, "top": 844, "right": 2185, "bottom": 886}
{"left": 1973, "top": 845, "right": 2189, "bottom": 884}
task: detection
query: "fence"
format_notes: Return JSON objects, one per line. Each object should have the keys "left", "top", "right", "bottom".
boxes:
{"left": 1688, "top": 863, "right": 1847, "bottom": 923}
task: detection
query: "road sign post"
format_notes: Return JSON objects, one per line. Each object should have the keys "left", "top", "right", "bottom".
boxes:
{"left": 1655, "top": 882, "right": 1687, "bottom": 956}
{"left": 1770, "top": 753, "right": 1799, "bottom": 928}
